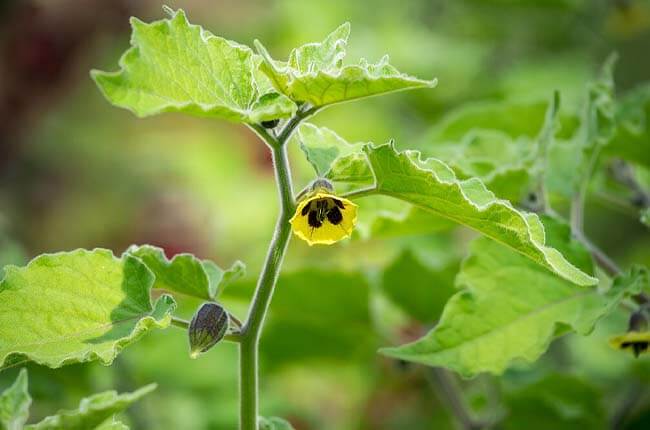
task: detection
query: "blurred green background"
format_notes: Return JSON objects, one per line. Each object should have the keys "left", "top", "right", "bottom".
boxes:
{"left": 1, "top": 0, "right": 649, "bottom": 429}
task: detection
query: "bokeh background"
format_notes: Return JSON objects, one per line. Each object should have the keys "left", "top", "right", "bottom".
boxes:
{"left": 1, "top": 0, "right": 649, "bottom": 429}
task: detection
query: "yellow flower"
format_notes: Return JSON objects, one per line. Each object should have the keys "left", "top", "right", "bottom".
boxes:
{"left": 609, "top": 331, "right": 650, "bottom": 357}
{"left": 290, "top": 181, "right": 357, "bottom": 246}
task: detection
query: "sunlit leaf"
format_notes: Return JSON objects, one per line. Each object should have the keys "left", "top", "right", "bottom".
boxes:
{"left": 0, "top": 249, "right": 176, "bottom": 369}
{"left": 380, "top": 220, "right": 638, "bottom": 377}
{"left": 92, "top": 8, "right": 296, "bottom": 123}
{"left": 127, "top": 245, "right": 245, "bottom": 300}
{"left": 294, "top": 123, "right": 366, "bottom": 177}
{"left": 96, "top": 421, "right": 129, "bottom": 430}
{"left": 25, "top": 384, "right": 155, "bottom": 430}
{"left": 0, "top": 369, "right": 31, "bottom": 430}
{"left": 362, "top": 142, "right": 597, "bottom": 286}
{"left": 255, "top": 24, "right": 435, "bottom": 107}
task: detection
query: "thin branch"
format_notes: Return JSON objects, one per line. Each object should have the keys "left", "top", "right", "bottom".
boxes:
{"left": 426, "top": 368, "right": 486, "bottom": 430}
{"left": 341, "top": 186, "right": 378, "bottom": 200}
{"left": 170, "top": 316, "right": 241, "bottom": 343}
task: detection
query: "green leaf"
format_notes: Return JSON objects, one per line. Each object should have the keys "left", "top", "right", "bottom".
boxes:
{"left": 92, "top": 8, "right": 296, "bottom": 123}
{"left": 255, "top": 24, "right": 435, "bottom": 107}
{"left": 0, "top": 249, "right": 176, "bottom": 369}
{"left": 294, "top": 123, "right": 366, "bottom": 177}
{"left": 503, "top": 374, "right": 606, "bottom": 430}
{"left": 381, "top": 250, "right": 457, "bottom": 323}
{"left": 0, "top": 369, "right": 31, "bottom": 430}
{"left": 380, "top": 225, "right": 637, "bottom": 377}
{"left": 607, "top": 83, "right": 650, "bottom": 167}
{"left": 366, "top": 207, "right": 455, "bottom": 239}
{"left": 25, "top": 384, "right": 155, "bottom": 430}
{"left": 362, "top": 142, "right": 597, "bottom": 286}
{"left": 96, "top": 421, "right": 129, "bottom": 430}
{"left": 127, "top": 245, "right": 244, "bottom": 300}
{"left": 421, "top": 94, "right": 562, "bottom": 203}
{"left": 259, "top": 416, "right": 295, "bottom": 430}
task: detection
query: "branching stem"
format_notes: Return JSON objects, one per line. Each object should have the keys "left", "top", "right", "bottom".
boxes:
{"left": 237, "top": 108, "right": 315, "bottom": 430}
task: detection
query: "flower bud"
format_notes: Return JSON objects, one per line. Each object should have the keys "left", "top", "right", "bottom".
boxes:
{"left": 188, "top": 303, "right": 229, "bottom": 358}
{"left": 310, "top": 178, "right": 334, "bottom": 192}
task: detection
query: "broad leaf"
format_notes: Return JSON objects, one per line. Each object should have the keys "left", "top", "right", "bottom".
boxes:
{"left": 127, "top": 245, "right": 244, "bottom": 300}
{"left": 255, "top": 24, "right": 435, "bottom": 107}
{"left": 259, "top": 416, "right": 295, "bottom": 430}
{"left": 362, "top": 142, "right": 597, "bottom": 286}
{"left": 25, "top": 384, "right": 155, "bottom": 430}
{"left": 380, "top": 227, "right": 638, "bottom": 377}
{"left": 92, "top": 8, "right": 296, "bottom": 123}
{"left": 381, "top": 250, "right": 457, "bottom": 323}
{"left": 0, "top": 249, "right": 175, "bottom": 369}
{"left": 0, "top": 369, "right": 31, "bottom": 430}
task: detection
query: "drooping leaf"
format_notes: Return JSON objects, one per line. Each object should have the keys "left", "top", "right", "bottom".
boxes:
{"left": 0, "top": 249, "right": 175, "bottom": 369}
{"left": 127, "top": 245, "right": 244, "bottom": 300}
{"left": 259, "top": 416, "right": 295, "bottom": 430}
{"left": 361, "top": 142, "right": 597, "bottom": 286}
{"left": 503, "top": 374, "right": 606, "bottom": 430}
{"left": 381, "top": 250, "right": 457, "bottom": 323}
{"left": 25, "top": 384, "right": 155, "bottom": 430}
{"left": 92, "top": 8, "right": 296, "bottom": 123}
{"left": 0, "top": 369, "right": 31, "bottom": 430}
{"left": 380, "top": 221, "right": 638, "bottom": 377}
{"left": 255, "top": 24, "right": 435, "bottom": 107}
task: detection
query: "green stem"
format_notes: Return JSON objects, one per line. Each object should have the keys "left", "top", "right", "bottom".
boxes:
{"left": 341, "top": 186, "right": 378, "bottom": 200}
{"left": 239, "top": 114, "right": 306, "bottom": 429}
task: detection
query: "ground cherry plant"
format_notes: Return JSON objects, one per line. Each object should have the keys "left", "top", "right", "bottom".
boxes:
{"left": 1, "top": 6, "right": 650, "bottom": 430}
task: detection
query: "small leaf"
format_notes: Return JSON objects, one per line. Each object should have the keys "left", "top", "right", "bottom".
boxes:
{"left": 259, "top": 416, "right": 295, "bottom": 430}
{"left": 127, "top": 245, "right": 244, "bottom": 300}
{"left": 294, "top": 123, "right": 366, "bottom": 177}
{"left": 0, "top": 369, "right": 31, "bottom": 430}
{"left": 362, "top": 142, "right": 597, "bottom": 286}
{"left": 381, "top": 220, "right": 637, "bottom": 377}
{"left": 92, "top": 8, "right": 296, "bottom": 123}
{"left": 0, "top": 249, "right": 176, "bottom": 369}
{"left": 255, "top": 24, "right": 435, "bottom": 107}
{"left": 25, "top": 384, "right": 155, "bottom": 430}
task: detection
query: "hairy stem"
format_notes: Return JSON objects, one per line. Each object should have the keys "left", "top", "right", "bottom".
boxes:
{"left": 238, "top": 112, "right": 312, "bottom": 429}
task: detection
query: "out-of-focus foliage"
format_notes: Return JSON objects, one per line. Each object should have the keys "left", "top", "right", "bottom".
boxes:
{"left": 1, "top": 0, "right": 650, "bottom": 429}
